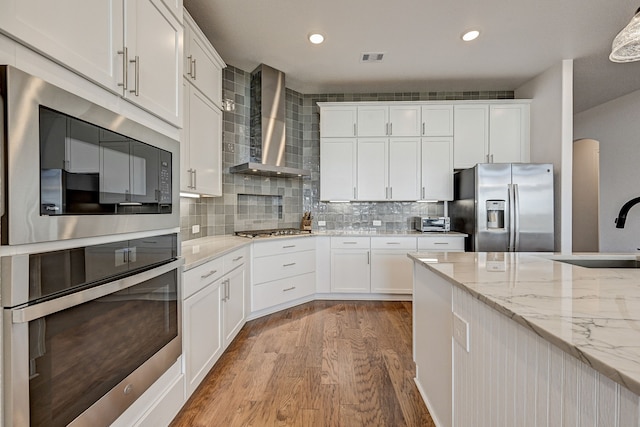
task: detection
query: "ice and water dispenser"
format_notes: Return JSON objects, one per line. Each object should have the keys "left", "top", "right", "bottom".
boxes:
{"left": 486, "top": 200, "right": 505, "bottom": 229}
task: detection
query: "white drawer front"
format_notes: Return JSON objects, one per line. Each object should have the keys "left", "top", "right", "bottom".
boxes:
{"left": 252, "top": 272, "right": 315, "bottom": 312}
{"left": 418, "top": 236, "right": 465, "bottom": 251}
{"left": 253, "top": 237, "right": 315, "bottom": 257}
{"left": 223, "top": 246, "right": 249, "bottom": 272}
{"left": 330, "top": 237, "right": 370, "bottom": 249}
{"left": 183, "top": 257, "right": 225, "bottom": 299}
{"left": 253, "top": 250, "right": 316, "bottom": 284}
{"left": 370, "top": 236, "right": 417, "bottom": 250}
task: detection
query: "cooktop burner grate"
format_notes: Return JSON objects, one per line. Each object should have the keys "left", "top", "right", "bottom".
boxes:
{"left": 234, "top": 228, "right": 312, "bottom": 238}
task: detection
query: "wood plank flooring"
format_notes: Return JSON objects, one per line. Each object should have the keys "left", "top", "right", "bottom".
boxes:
{"left": 170, "top": 300, "right": 435, "bottom": 427}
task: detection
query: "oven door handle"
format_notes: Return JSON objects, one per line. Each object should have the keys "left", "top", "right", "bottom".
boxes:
{"left": 11, "top": 258, "right": 184, "bottom": 324}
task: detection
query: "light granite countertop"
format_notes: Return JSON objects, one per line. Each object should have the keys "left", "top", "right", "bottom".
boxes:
{"left": 181, "top": 231, "right": 467, "bottom": 270}
{"left": 409, "top": 251, "right": 640, "bottom": 396}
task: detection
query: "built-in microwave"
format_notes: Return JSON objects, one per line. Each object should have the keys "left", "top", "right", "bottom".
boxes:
{"left": 0, "top": 66, "right": 179, "bottom": 245}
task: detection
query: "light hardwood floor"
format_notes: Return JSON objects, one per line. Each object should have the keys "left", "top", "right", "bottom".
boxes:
{"left": 170, "top": 300, "right": 435, "bottom": 427}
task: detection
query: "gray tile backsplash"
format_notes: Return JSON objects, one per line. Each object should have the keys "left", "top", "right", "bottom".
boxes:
{"left": 180, "top": 65, "right": 514, "bottom": 241}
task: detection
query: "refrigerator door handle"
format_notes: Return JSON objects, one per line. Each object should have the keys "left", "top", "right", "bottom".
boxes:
{"left": 514, "top": 183, "right": 521, "bottom": 251}
{"left": 508, "top": 184, "right": 516, "bottom": 251}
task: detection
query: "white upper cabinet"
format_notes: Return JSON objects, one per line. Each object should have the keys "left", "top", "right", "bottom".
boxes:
{"left": 453, "top": 104, "right": 489, "bottom": 169}
{"left": 0, "top": 0, "right": 123, "bottom": 92}
{"left": 421, "top": 105, "right": 453, "bottom": 136}
{"left": 357, "top": 138, "right": 388, "bottom": 200}
{"left": 320, "top": 106, "right": 357, "bottom": 137}
{"left": 489, "top": 104, "right": 530, "bottom": 163}
{"left": 389, "top": 105, "right": 421, "bottom": 136}
{"left": 184, "top": 11, "right": 225, "bottom": 109}
{"left": 357, "top": 105, "right": 421, "bottom": 137}
{"left": 320, "top": 138, "right": 357, "bottom": 201}
{"left": 357, "top": 105, "right": 389, "bottom": 137}
{"left": 0, "top": 0, "right": 183, "bottom": 126}
{"left": 124, "top": 0, "right": 182, "bottom": 125}
{"left": 388, "top": 138, "right": 421, "bottom": 200}
{"left": 421, "top": 137, "right": 454, "bottom": 201}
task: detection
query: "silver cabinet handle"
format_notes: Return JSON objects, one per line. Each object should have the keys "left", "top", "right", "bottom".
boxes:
{"left": 232, "top": 256, "right": 243, "bottom": 262}
{"left": 490, "top": 154, "right": 494, "bottom": 163}
{"left": 201, "top": 269, "right": 218, "bottom": 279}
{"left": 129, "top": 55, "right": 139, "bottom": 96}
{"left": 367, "top": 251, "right": 370, "bottom": 264}
{"left": 193, "top": 169, "right": 197, "bottom": 189}
{"left": 386, "top": 242, "right": 400, "bottom": 245}
{"left": 389, "top": 122, "right": 393, "bottom": 135}
{"left": 117, "top": 47, "right": 128, "bottom": 90}
{"left": 434, "top": 242, "right": 449, "bottom": 245}
{"left": 192, "top": 58, "right": 197, "bottom": 79}
{"left": 486, "top": 154, "right": 490, "bottom": 163}
{"left": 226, "top": 279, "right": 230, "bottom": 301}
{"left": 187, "top": 55, "right": 193, "bottom": 77}
{"left": 283, "top": 262, "right": 296, "bottom": 267}
{"left": 283, "top": 245, "right": 296, "bottom": 248}
{"left": 353, "top": 123, "right": 356, "bottom": 136}
{"left": 283, "top": 286, "right": 296, "bottom": 292}
{"left": 422, "top": 186, "right": 425, "bottom": 199}
{"left": 422, "top": 122, "right": 425, "bottom": 135}
{"left": 343, "top": 241, "right": 358, "bottom": 244}
{"left": 389, "top": 187, "right": 393, "bottom": 199}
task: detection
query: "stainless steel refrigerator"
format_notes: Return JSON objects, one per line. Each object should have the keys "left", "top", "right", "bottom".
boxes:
{"left": 449, "top": 163, "right": 554, "bottom": 252}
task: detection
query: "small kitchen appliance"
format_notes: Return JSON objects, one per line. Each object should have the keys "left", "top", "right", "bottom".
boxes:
{"left": 412, "top": 216, "right": 450, "bottom": 232}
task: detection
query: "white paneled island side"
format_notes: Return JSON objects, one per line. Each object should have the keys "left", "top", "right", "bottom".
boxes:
{"left": 410, "top": 251, "right": 640, "bottom": 427}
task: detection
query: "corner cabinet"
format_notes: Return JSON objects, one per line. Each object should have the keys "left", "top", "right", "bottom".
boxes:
{"left": 0, "top": 0, "right": 183, "bottom": 126}
{"left": 180, "top": 8, "right": 225, "bottom": 197}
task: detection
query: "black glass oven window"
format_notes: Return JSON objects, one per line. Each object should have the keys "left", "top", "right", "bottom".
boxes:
{"left": 39, "top": 106, "right": 172, "bottom": 215}
{"left": 28, "top": 270, "right": 178, "bottom": 427}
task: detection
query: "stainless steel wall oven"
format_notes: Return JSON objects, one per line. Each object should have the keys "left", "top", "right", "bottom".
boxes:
{"left": 2, "top": 233, "right": 183, "bottom": 426}
{"left": 0, "top": 65, "right": 179, "bottom": 245}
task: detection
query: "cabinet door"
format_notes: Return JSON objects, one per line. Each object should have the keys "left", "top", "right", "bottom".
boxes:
{"left": 124, "top": 0, "right": 182, "bottom": 125}
{"left": 222, "top": 266, "right": 246, "bottom": 347}
{"left": 357, "top": 105, "right": 388, "bottom": 137}
{"left": 187, "top": 84, "right": 222, "bottom": 196}
{"left": 421, "top": 105, "right": 453, "bottom": 136}
{"left": 388, "top": 137, "right": 420, "bottom": 200}
{"left": 489, "top": 104, "right": 530, "bottom": 163}
{"left": 453, "top": 104, "right": 488, "bottom": 169}
{"left": 0, "top": 0, "right": 123, "bottom": 92}
{"left": 330, "top": 249, "right": 370, "bottom": 293}
{"left": 320, "top": 106, "right": 357, "bottom": 137}
{"left": 184, "top": 13, "right": 224, "bottom": 108}
{"left": 183, "top": 279, "right": 223, "bottom": 398}
{"left": 320, "top": 138, "right": 356, "bottom": 201}
{"left": 357, "top": 138, "right": 387, "bottom": 200}
{"left": 421, "top": 137, "right": 453, "bottom": 201}
{"left": 370, "top": 250, "right": 414, "bottom": 293}
{"left": 389, "top": 105, "right": 421, "bottom": 136}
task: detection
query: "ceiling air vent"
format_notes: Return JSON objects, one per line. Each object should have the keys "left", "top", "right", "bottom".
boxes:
{"left": 360, "top": 52, "right": 385, "bottom": 63}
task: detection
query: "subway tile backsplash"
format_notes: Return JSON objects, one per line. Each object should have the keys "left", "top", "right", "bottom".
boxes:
{"left": 180, "top": 65, "right": 514, "bottom": 241}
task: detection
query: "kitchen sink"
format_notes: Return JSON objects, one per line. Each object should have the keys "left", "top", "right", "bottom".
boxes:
{"left": 555, "top": 258, "right": 640, "bottom": 268}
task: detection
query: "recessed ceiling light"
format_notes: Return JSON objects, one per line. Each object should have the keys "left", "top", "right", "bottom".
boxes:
{"left": 462, "top": 30, "right": 480, "bottom": 42}
{"left": 309, "top": 33, "right": 325, "bottom": 44}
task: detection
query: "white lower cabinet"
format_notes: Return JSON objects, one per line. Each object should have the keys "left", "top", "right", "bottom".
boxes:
{"left": 331, "top": 248, "right": 371, "bottom": 293}
{"left": 370, "top": 237, "right": 417, "bottom": 293}
{"left": 183, "top": 276, "right": 223, "bottom": 397}
{"left": 252, "top": 237, "right": 316, "bottom": 313}
{"left": 418, "top": 235, "right": 465, "bottom": 252}
{"left": 182, "top": 246, "right": 248, "bottom": 398}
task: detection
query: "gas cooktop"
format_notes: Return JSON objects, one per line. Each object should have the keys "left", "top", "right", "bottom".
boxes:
{"left": 234, "top": 228, "right": 312, "bottom": 239}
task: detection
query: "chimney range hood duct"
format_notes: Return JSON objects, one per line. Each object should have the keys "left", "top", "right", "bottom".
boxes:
{"left": 229, "top": 64, "right": 310, "bottom": 178}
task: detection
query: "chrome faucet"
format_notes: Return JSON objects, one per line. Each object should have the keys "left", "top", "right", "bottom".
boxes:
{"left": 615, "top": 197, "right": 640, "bottom": 228}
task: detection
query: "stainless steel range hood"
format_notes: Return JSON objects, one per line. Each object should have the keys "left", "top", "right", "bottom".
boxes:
{"left": 229, "top": 64, "right": 310, "bottom": 178}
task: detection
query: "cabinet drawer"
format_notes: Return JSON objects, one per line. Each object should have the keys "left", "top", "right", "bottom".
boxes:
{"left": 253, "top": 250, "right": 315, "bottom": 284}
{"left": 183, "top": 257, "right": 224, "bottom": 299}
{"left": 330, "top": 237, "right": 370, "bottom": 249}
{"left": 253, "top": 237, "right": 315, "bottom": 257}
{"left": 252, "top": 272, "right": 315, "bottom": 312}
{"left": 418, "top": 236, "right": 465, "bottom": 251}
{"left": 223, "top": 246, "right": 249, "bottom": 272}
{"left": 370, "top": 237, "right": 416, "bottom": 250}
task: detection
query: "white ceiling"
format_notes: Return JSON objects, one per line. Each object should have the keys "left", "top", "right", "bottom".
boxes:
{"left": 184, "top": 0, "right": 640, "bottom": 113}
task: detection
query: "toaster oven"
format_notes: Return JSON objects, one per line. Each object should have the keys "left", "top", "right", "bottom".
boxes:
{"left": 413, "top": 216, "right": 450, "bottom": 232}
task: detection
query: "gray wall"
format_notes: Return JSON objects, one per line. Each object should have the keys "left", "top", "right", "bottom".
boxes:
{"left": 574, "top": 89, "right": 640, "bottom": 252}
{"left": 180, "top": 65, "right": 515, "bottom": 242}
